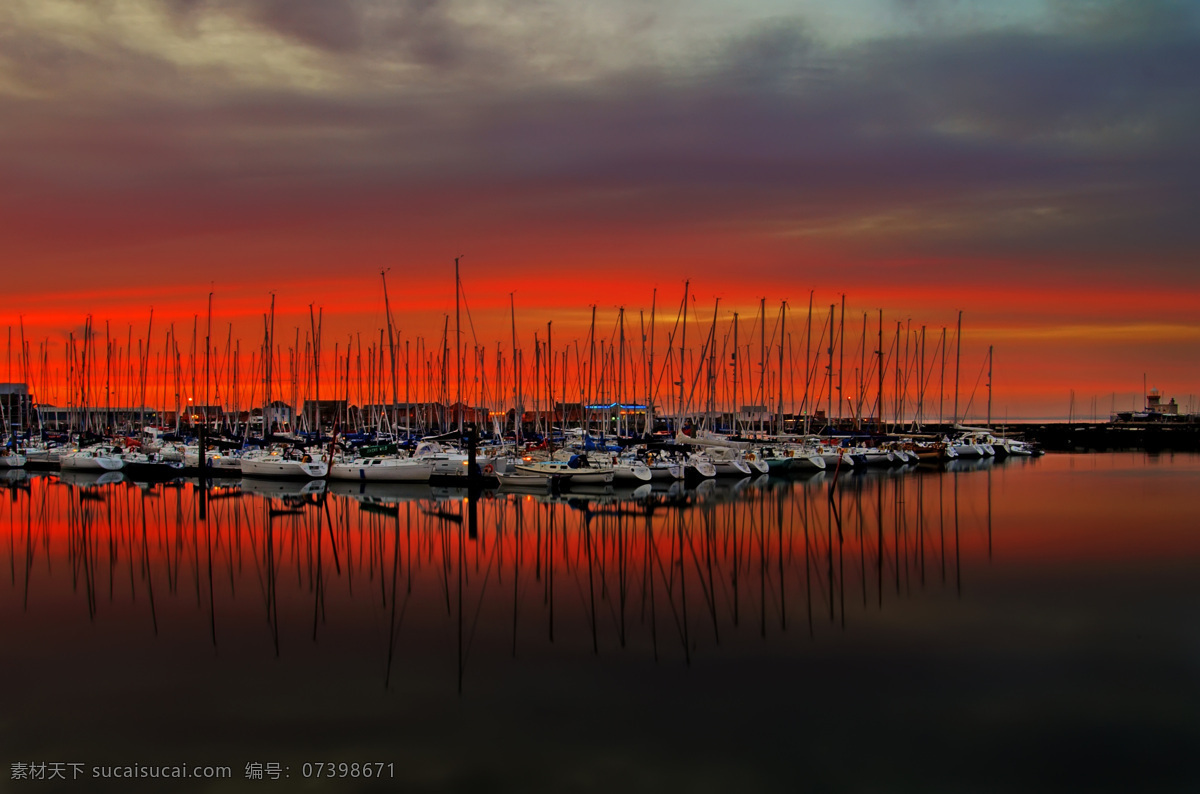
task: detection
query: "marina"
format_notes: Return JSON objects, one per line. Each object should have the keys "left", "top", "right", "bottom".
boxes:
{"left": 4, "top": 1, "right": 1198, "bottom": 790}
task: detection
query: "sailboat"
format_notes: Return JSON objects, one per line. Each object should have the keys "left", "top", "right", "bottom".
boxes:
{"left": 0, "top": 448, "right": 26, "bottom": 468}
{"left": 328, "top": 455, "right": 434, "bottom": 482}
{"left": 59, "top": 444, "right": 126, "bottom": 472}
{"left": 240, "top": 447, "right": 329, "bottom": 479}
{"left": 514, "top": 451, "right": 615, "bottom": 485}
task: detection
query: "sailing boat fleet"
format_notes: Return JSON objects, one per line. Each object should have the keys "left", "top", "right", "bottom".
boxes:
{"left": 0, "top": 271, "right": 1043, "bottom": 492}
{"left": 0, "top": 419, "right": 1041, "bottom": 499}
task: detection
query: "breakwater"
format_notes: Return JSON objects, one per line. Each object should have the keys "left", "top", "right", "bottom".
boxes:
{"left": 983, "top": 421, "right": 1200, "bottom": 452}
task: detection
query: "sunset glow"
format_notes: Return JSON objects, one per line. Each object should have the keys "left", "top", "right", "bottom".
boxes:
{"left": 3, "top": 0, "right": 1198, "bottom": 420}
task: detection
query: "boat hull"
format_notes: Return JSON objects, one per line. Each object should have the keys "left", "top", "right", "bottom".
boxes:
{"left": 122, "top": 461, "right": 186, "bottom": 480}
{"left": 514, "top": 464, "right": 614, "bottom": 485}
{"left": 241, "top": 458, "right": 328, "bottom": 479}
{"left": 60, "top": 453, "right": 125, "bottom": 472}
{"left": 612, "top": 463, "right": 653, "bottom": 483}
{"left": 646, "top": 463, "right": 685, "bottom": 480}
{"left": 329, "top": 461, "right": 433, "bottom": 482}
{"left": 713, "top": 460, "right": 752, "bottom": 477}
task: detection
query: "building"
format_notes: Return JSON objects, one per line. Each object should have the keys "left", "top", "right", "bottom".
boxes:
{"left": 1146, "top": 388, "right": 1179, "bottom": 416}
{"left": 37, "top": 405, "right": 162, "bottom": 431}
{"left": 265, "top": 401, "right": 294, "bottom": 432}
{"left": 0, "top": 383, "right": 32, "bottom": 429}
{"left": 1113, "top": 388, "right": 1192, "bottom": 423}
{"left": 301, "top": 399, "right": 349, "bottom": 431}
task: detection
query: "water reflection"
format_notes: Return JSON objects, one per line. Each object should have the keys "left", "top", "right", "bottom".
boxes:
{"left": 5, "top": 454, "right": 1198, "bottom": 792}
{"left": 0, "top": 462, "right": 1015, "bottom": 693}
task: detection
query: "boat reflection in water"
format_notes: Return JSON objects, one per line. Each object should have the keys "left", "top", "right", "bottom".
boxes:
{"left": 2, "top": 453, "right": 1198, "bottom": 792}
{"left": 0, "top": 460, "right": 1015, "bottom": 680}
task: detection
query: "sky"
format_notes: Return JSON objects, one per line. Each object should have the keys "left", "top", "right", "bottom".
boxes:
{"left": 1, "top": 0, "right": 1198, "bottom": 420}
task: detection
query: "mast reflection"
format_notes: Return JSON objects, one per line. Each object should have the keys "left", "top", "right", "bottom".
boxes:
{"left": 1, "top": 465, "right": 1002, "bottom": 691}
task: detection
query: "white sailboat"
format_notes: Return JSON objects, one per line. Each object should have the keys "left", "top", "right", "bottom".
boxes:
{"left": 183, "top": 445, "right": 244, "bottom": 473}
{"left": 612, "top": 455, "right": 653, "bottom": 483}
{"left": 59, "top": 444, "right": 126, "bottom": 472}
{"left": 240, "top": 447, "right": 328, "bottom": 479}
{"left": 0, "top": 449, "right": 26, "bottom": 468}
{"left": 328, "top": 456, "right": 434, "bottom": 482}
{"left": 514, "top": 452, "right": 615, "bottom": 485}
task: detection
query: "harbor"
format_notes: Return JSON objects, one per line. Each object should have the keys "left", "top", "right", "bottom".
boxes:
{"left": 4, "top": 1, "right": 1199, "bottom": 791}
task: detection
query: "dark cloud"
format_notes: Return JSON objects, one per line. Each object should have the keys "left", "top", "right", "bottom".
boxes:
{"left": 1, "top": 1, "right": 1198, "bottom": 281}
{"left": 153, "top": 0, "right": 475, "bottom": 64}
{"left": 245, "top": 0, "right": 365, "bottom": 53}
{"left": 154, "top": 0, "right": 365, "bottom": 51}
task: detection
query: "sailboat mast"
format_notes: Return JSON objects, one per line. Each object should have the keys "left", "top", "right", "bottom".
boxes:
{"left": 953, "top": 310, "right": 962, "bottom": 427}
{"left": 858, "top": 312, "right": 866, "bottom": 430}
{"left": 678, "top": 281, "right": 689, "bottom": 433}
{"left": 827, "top": 304, "right": 835, "bottom": 426}
{"left": 618, "top": 307, "right": 626, "bottom": 437}
{"left": 309, "top": 305, "right": 322, "bottom": 439}
{"left": 188, "top": 314, "right": 197, "bottom": 432}
{"left": 18, "top": 319, "right": 29, "bottom": 438}
{"left": 510, "top": 293, "right": 520, "bottom": 442}
{"left": 647, "top": 288, "right": 656, "bottom": 435}
{"left": 838, "top": 295, "right": 845, "bottom": 425}
{"left": 757, "top": 297, "right": 765, "bottom": 435}
{"left": 638, "top": 311, "right": 646, "bottom": 435}
{"left": 876, "top": 309, "right": 883, "bottom": 431}
{"left": 777, "top": 302, "right": 786, "bottom": 435}
{"left": 455, "top": 256, "right": 463, "bottom": 432}
{"left": 104, "top": 320, "right": 111, "bottom": 433}
{"left": 405, "top": 339, "right": 411, "bottom": 439}
{"left": 806, "top": 295, "right": 816, "bottom": 436}
{"left": 732, "top": 312, "right": 739, "bottom": 434}
{"left": 533, "top": 332, "right": 540, "bottom": 438}
{"left": 935, "top": 327, "right": 945, "bottom": 426}
{"left": 138, "top": 310, "right": 153, "bottom": 431}
{"left": 587, "top": 306, "right": 596, "bottom": 434}
{"left": 704, "top": 299, "right": 719, "bottom": 431}
{"left": 205, "top": 292, "right": 213, "bottom": 432}
{"left": 893, "top": 321, "right": 902, "bottom": 428}
{"left": 987, "top": 344, "right": 993, "bottom": 427}
{"left": 918, "top": 325, "right": 926, "bottom": 430}
{"left": 381, "top": 270, "right": 400, "bottom": 434}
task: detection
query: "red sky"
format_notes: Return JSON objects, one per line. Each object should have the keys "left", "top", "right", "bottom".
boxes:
{"left": 2, "top": 0, "right": 1197, "bottom": 419}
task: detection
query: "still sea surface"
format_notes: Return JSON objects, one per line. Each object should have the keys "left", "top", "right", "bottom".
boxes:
{"left": 2, "top": 452, "right": 1197, "bottom": 792}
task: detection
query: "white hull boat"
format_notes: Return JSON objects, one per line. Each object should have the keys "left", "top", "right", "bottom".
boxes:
{"left": 852, "top": 448, "right": 894, "bottom": 467}
{"left": 0, "top": 452, "right": 26, "bottom": 468}
{"left": 329, "top": 457, "right": 434, "bottom": 482}
{"left": 496, "top": 471, "right": 557, "bottom": 491}
{"left": 24, "top": 446, "right": 61, "bottom": 465}
{"left": 790, "top": 453, "right": 828, "bottom": 471}
{"left": 59, "top": 446, "right": 126, "bottom": 472}
{"left": 712, "top": 458, "right": 752, "bottom": 477}
{"left": 514, "top": 461, "right": 614, "bottom": 485}
{"left": 647, "top": 461, "right": 685, "bottom": 480}
{"left": 240, "top": 451, "right": 328, "bottom": 479}
{"left": 612, "top": 462, "right": 653, "bottom": 483}
{"left": 183, "top": 446, "right": 244, "bottom": 473}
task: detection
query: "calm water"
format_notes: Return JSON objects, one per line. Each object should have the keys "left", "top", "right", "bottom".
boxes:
{"left": 2, "top": 453, "right": 1198, "bottom": 792}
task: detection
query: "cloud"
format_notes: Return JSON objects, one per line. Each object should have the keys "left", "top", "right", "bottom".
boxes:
{"left": 0, "top": 0, "right": 1197, "bottom": 288}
